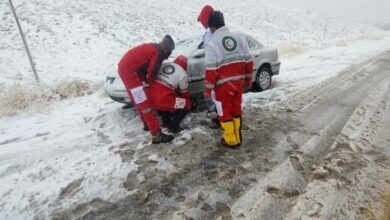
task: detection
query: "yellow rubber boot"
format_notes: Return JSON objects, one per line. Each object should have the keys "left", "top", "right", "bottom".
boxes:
{"left": 220, "top": 121, "right": 238, "bottom": 146}
{"left": 233, "top": 117, "right": 242, "bottom": 145}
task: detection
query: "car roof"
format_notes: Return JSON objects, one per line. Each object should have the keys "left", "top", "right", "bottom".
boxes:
{"left": 170, "top": 33, "right": 262, "bottom": 57}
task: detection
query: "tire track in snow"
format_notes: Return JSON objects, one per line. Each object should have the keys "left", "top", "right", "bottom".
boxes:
{"left": 279, "top": 51, "right": 389, "bottom": 113}
{"left": 287, "top": 67, "right": 390, "bottom": 220}
{"left": 231, "top": 51, "right": 390, "bottom": 219}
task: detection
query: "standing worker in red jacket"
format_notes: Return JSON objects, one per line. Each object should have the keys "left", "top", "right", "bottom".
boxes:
{"left": 118, "top": 35, "right": 175, "bottom": 144}
{"left": 204, "top": 11, "right": 254, "bottom": 147}
{"left": 146, "top": 55, "right": 193, "bottom": 133}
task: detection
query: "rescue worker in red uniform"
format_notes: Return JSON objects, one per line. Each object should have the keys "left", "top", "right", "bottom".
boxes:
{"left": 199, "top": 5, "right": 221, "bottom": 129}
{"left": 204, "top": 11, "right": 254, "bottom": 147}
{"left": 146, "top": 55, "right": 192, "bottom": 133}
{"left": 118, "top": 35, "right": 175, "bottom": 144}
{"left": 198, "top": 5, "right": 214, "bottom": 47}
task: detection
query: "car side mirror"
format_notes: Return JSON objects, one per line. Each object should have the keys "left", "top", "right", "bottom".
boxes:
{"left": 193, "top": 49, "right": 205, "bottom": 59}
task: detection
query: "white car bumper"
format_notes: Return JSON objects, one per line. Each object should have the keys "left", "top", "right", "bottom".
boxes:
{"left": 103, "top": 76, "right": 130, "bottom": 103}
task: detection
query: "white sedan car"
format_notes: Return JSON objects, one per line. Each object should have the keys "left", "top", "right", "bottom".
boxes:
{"left": 104, "top": 34, "right": 280, "bottom": 105}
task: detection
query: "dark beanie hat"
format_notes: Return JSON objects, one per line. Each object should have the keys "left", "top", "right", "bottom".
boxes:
{"left": 208, "top": 11, "right": 225, "bottom": 29}
{"left": 162, "top": 35, "right": 175, "bottom": 52}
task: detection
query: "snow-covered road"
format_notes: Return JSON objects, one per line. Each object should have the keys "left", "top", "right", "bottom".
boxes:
{"left": 1, "top": 36, "right": 390, "bottom": 219}
{"left": 234, "top": 50, "right": 390, "bottom": 219}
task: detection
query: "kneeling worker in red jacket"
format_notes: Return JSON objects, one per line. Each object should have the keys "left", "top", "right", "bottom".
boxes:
{"left": 146, "top": 55, "right": 192, "bottom": 133}
{"left": 118, "top": 35, "right": 175, "bottom": 144}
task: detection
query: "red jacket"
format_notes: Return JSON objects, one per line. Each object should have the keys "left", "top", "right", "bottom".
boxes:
{"left": 118, "top": 43, "right": 168, "bottom": 81}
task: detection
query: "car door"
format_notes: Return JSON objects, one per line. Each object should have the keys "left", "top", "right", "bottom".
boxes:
{"left": 187, "top": 45, "right": 206, "bottom": 96}
{"left": 245, "top": 35, "right": 263, "bottom": 74}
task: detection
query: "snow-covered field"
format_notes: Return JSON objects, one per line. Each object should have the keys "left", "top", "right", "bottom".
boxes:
{"left": 0, "top": 0, "right": 382, "bottom": 87}
{"left": 1, "top": 0, "right": 390, "bottom": 219}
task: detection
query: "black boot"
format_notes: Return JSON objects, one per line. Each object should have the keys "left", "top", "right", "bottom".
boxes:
{"left": 152, "top": 131, "right": 174, "bottom": 144}
{"left": 210, "top": 117, "right": 220, "bottom": 129}
{"left": 169, "top": 109, "right": 189, "bottom": 133}
{"left": 159, "top": 111, "right": 173, "bottom": 128}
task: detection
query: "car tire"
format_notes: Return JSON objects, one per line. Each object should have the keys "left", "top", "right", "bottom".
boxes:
{"left": 254, "top": 66, "right": 272, "bottom": 91}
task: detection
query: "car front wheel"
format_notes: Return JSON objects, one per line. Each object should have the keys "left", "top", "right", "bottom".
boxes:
{"left": 254, "top": 66, "right": 272, "bottom": 91}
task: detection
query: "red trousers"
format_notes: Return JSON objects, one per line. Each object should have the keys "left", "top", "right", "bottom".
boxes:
{"left": 214, "top": 80, "right": 243, "bottom": 122}
{"left": 118, "top": 66, "right": 160, "bottom": 135}
{"left": 146, "top": 81, "right": 191, "bottom": 112}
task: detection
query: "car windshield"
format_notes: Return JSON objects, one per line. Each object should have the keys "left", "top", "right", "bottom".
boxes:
{"left": 169, "top": 36, "right": 202, "bottom": 60}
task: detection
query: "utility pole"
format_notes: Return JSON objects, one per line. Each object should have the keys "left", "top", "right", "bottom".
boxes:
{"left": 265, "top": 11, "right": 269, "bottom": 47}
{"left": 8, "top": 0, "right": 40, "bottom": 85}
{"left": 323, "top": 18, "right": 329, "bottom": 41}
{"left": 266, "top": 22, "right": 269, "bottom": 47}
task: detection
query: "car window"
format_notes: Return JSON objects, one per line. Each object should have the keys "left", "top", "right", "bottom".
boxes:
{"left": 198, "top": 41, "right": 204, "bottom": 49}
{"left": 193, "top": 49, "right": 205, "bottom": 58}
{"left": 171, "top": 37, "right": 202, "bottom": 59}
{"left": 245, "top": 36, "right": 258, "bottom": 49}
